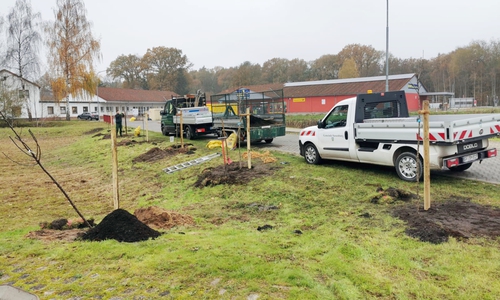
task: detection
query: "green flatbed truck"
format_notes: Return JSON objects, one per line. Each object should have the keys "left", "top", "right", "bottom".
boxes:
{"left": 209, "top": 89, "right": 286, "bottom": 143}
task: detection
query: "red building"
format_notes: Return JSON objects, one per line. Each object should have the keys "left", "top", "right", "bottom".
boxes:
{"left": 283, "top": 73, "right": 426, "bottom": 113}
{"left": 227, "top": 73, "right": 427, "bottom": 114}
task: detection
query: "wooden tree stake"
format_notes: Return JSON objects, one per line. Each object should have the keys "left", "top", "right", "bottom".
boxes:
{"left": 419, "top": 100, "right": 431, "bottom": 210}
{"left": 111, "top": 127, "right": 120, "bottom": 209}
{"left": 245, "top": 108, "right": 251, "bottom": 169}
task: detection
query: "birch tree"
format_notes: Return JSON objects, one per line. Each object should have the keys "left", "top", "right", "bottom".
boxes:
{"left": 4, "top": 0, "right": 42, "bottom": 120}
{"left": 45, "top": 0, "right": 101, "bottom": 120}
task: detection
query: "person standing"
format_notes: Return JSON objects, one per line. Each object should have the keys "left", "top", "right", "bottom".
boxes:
{"left": 115, "top": 112, "right": 124, "bottom": 137}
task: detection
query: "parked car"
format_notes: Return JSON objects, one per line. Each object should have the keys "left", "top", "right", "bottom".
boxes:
{"left": 77, "top": 112, "right": 99, "bottom": 120}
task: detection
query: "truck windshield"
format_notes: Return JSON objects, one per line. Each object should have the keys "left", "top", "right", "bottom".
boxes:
{"left": 324, "top": 105, "right": 348, "bottom": 128}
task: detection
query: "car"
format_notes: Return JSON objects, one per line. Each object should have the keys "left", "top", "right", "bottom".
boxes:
{"left": 77, "top": 112, "right": 99, "bottom": 120}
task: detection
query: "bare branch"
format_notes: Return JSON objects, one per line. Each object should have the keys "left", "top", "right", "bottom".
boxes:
{"left": 0, "top": 111, "right": 93, "bottom": 228}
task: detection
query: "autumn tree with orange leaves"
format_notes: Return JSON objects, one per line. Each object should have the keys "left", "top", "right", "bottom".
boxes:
{"left": 45, "top": 0, "right": 101, "bottom": 121}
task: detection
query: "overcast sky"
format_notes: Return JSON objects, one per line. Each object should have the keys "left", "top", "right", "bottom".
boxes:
{"left": 1, "top": 0, "right": 499, "bottom": 73}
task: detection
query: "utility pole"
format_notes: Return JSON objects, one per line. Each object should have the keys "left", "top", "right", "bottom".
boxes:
{"left": 385, "top": 0, "right": 389, "bottom": 92}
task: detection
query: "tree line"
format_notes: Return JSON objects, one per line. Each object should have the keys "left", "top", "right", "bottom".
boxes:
{"left": 1, "top": 0, "right": 500, "bottom": 122}
{"left": 110, "top": 40, "right": 500, "bottom": 106}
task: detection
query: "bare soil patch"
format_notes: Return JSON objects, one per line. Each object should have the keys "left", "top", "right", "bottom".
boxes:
{"left": 133, "top": 144, "right": 195, "bottom": 163}
{"left": 26, "top": 229, "right": 87, "bottom": 242}
{"left": 392, "top": 198, "right": 500, "bottom": 244}
{"left": 26, "top": 207, "right": 195, "bottom": 243}
{"left": 134, "top": 206, "right": 195, "bottom": 230}
{"left": 193, "top": 162, "right": 280, "bottom": 187}
{"left": 84, "top": 127, "right": 105, "bottom": 135}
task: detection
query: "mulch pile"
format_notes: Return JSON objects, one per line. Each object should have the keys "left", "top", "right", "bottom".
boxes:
{"left": 80, "top": 209, "right": 161, "bottom": 242}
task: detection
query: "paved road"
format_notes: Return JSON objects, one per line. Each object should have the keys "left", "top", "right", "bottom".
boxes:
{"left": 126, "top": 120, "right": 500, "bottom": 185}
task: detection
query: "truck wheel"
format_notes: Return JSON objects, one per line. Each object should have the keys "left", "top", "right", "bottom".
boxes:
{"left": 185, "top": 125, "right": 195, "bottom": 140}
{"left": 448, "top": 163, "right": 472, "bottom": 172}
{"left": 161, "top": 126, "right": 169, "bottom": 136}
{"left": 395, "top": 152, "right": 423, "bottom": 182}
{"left": 304, "top": 143, "right": 321, "bottom": 165}
{"left": 264, "top": 139, "right": 273, "bottom": 144}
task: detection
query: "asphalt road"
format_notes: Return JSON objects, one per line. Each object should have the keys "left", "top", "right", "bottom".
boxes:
{"left": 126, "top": 119, "right": 500, "bottom": 185}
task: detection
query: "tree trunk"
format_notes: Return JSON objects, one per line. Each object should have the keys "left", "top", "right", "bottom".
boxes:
{"left": 66, "top": 94, "right": 70, "bottom": 121}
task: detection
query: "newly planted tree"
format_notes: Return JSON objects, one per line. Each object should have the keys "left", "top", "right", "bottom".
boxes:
{"left": 0, "top": 111, "right": 93, "bottom": 228}
{"left": 45, "top": 0, "right": 101, "bottom": 120}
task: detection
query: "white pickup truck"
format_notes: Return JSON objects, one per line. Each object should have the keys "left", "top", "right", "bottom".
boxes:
{"left": 299, "top": 91, "right": 500, "bottom": 181}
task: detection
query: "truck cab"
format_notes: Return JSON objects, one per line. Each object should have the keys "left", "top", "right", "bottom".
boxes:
{"left": 160, "top": 93, "right": 215, "bottom": 139}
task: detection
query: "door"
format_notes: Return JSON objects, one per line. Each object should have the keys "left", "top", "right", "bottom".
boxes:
{"left": 317, "top": 104, "right": 352, "bottom": 160}
{"left": 162, "top": 101, "right": 176, "bottom": 131}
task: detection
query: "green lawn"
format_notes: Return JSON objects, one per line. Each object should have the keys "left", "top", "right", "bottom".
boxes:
{"left": 1, "top": 121, "right": 499, "bottom": 299}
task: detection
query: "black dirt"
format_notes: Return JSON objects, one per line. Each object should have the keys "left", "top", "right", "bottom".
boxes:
{"left": 80, "top": 209, "right": 161, "bottom": 242}
{"left": 257, "top": 224, "right": 273, "bottom": 231}
{"left": 392, "top": 199, "right": 500, "bottom": 244}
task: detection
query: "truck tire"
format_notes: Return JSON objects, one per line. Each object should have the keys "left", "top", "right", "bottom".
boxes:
{"left": 264, "top": 139, "right": 273, "bottom": 144}
{"left": 448, "top": 163, "right": 472, "bottom": 172}
{"left": 304, "top": 143, "right": 321, "bottom": 165}
{"left": 161, "top": 126, "right": 169, "bottom": 136}
{"left": 185, "top": 125, "right": 194, "bottom": 140}
{"left": 395, "top": 152, "right": 423, "bottom": 182}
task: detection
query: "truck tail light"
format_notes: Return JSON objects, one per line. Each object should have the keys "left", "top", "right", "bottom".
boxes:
{"left": 446, "top": 158, "right": 459, "bottom": 168}
{"left": 487, "top": 148, "right": 497, "bottom": 158}
{"left": 196, "top": 128, "right": 206, "bottom": 133}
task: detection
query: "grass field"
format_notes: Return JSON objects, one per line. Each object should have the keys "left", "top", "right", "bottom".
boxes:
{"left": 1, "top": 121, "right": 500, "bottom": 299}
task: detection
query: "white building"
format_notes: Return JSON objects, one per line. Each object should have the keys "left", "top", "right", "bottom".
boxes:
{"left": 1, "top": 69, "right": 180, "bottom": 120}
{"left": 40, "top": 87, "right": 179, "bottom": 119}
{"left": 0, "top": 69, "right": 41, "bottom": 119}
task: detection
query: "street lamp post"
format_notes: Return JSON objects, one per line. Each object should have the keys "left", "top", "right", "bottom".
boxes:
{"left": 95, "top": 70, "right": 106, "bottom": 120}
{"left": 385, "top": 0, "right": 389, "bottom": 92}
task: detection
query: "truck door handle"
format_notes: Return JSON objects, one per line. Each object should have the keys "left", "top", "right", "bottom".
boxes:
{"left": 344, "top": 131, "right": 348, "bottom": 140}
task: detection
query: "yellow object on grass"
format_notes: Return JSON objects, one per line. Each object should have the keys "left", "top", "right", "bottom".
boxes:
{"left": 226, "top": 133, "right": 238, "bottom": 150}
{"left": 134, "top": 126, "right": 141, "bottom": 137}
{"left": 206, "top": 140, "right": 222, "bottom": 149}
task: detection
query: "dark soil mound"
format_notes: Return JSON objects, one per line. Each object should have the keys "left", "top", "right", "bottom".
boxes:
{"left": 84, "top": 127, "right": 105, "bottom": 135}
{"left": 193, "top": 162, "right": 279, "bottom": 187}
{"left": 132, "top": 144, "right": 195, "bottom": 163}
{"left": 392, "top": 198, "right": 500, "bottom": 244}
{"left": 80, "top": 209, "right": 161, "bottom": 242}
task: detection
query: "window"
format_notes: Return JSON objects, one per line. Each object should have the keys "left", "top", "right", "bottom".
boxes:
{"left": 60, "top": 106, "right": 66, "bottom": 114}
{"left": 12, "top": 106, "right": 22, "bottom": 117}
{"left": 100, "top": 107, "right": 104, "bottom": 112}
{"left": 47, "top": 106, "right": 54, "bottom": 115}
{"left": 18, "top": 90, "right": 29, "bottom": 99}
{"left": 72, "top": 107, "right": 77, "bottom": 114}
{"left": 324, "top": 105, "right": 348, "bottom": 128}
{"left": 363, "top": 101, "right": 398, "bottom": 120}
{"left": 83, "top": 107, "right": 89, "bottom": 113}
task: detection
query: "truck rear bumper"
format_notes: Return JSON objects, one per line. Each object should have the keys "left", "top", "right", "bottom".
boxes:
{"left": 443, "top": 148, "right": 497, "bottom": 168}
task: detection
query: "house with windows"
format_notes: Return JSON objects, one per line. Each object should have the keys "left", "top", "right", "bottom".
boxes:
{"left": 0, "top": 69, "right": 41, "bottom": 119}
{"left": 39, "top": 87, "right": 178, "bottom": 119}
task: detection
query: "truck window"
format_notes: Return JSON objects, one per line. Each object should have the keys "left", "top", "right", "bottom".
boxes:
{"left": 364, "top": 101, "right": 398, "bottom": 119}
{"left": 325, "top": 105, "right": 348, "bottom": 128}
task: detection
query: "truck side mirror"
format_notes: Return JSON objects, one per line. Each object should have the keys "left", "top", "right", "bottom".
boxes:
{"left": 317, "top": 120, "right": 325, "bottom": 129}
{"left": 160, "top": 110, "right": 165, "bottom": 115}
